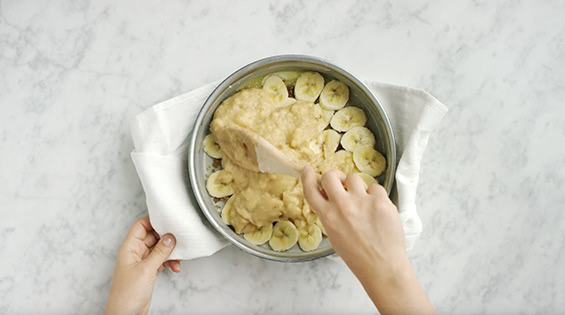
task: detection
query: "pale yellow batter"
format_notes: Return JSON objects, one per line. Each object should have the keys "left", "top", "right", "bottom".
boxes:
{"left": 210, "top": 88, "right": 357, "bottom": 234}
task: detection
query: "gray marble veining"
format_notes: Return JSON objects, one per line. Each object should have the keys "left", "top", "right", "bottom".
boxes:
{"left": 1, "top": 0, "right": 564, "bottom": 314}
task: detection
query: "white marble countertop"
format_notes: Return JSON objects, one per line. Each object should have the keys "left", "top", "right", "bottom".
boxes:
{"left": 1, "top": 0, "right": 564, "bottom": 314}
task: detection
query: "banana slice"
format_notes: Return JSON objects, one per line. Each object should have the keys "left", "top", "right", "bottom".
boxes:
{"left": 262, "top": 71, "right": 302, "bottom": 86}
{"left": 317, "top": 149, "right": 356, "bottom": 175}
{"left": 323, "top": 129, "right": 341, "bottom": 158}
{"left": 353, "top": 147, "right": 387, "bottom": 177}
{"left": 203, "top": 134, "right": 223, "bottom": 159}
{"left": 263, "top": 75, "right": 289, "bottom": 107}
{"left": 314, "top": 129, "right": 341, "bottom": 159}
{"left": 244, "top": 224, "right": 273, "bottom": 245}
{"left": 336, "top": 149, "right": 355, "bottom": 173}
{"left": 319, "top": 80, "right": 349, "bottom": 110}
{"left": 319, "top": 109, "right": 334, "bottom": 131}
{"left": 335, "top": 149, "right": 353, "bottom": 161}
{"left": 302, "top": 201, "right": 318, "bottom": 224}
{"left": 294, "top": 72, "right": 324, "bottom": 102}
{"left": 298, "top": 223, "right": 323, "bottom": 251}
{"left": 206, "top": 170, "right": 235, "bottom": 198}
{"left": 341, "top": 126, "right": 376, "bottom": 152}
{"left": 356, "top": 173, "right": 378, "bottom": 186}
{"left": 315, "top": 217, "right": 327, "bottom": 236}
{"left": 330, "top": 106, "right": 367, "bottom": 132}
{"left": 269, "top": 220, "right": 299, "bottom": 251}
{"left": 293, "top": 218, "right": 307, "bottom": 230}
{"left": 280, "top": 97, "right": 297, "bottom": 108}
{"left": 313, "top": 103, "right": 334, "bottom": 131}
{"left": 221, "top": 196, "right": 234, "bottom": 225}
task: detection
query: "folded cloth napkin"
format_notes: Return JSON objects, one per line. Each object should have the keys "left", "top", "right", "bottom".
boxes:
{"left": 131, "top": 81, "right": 448, "bottom": 260}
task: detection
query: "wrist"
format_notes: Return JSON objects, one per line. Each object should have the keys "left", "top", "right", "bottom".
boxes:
{"left": 352, "top": 252, "right": 435, "bottom": 314}
{"left": 377, "top": 256, "right": 416, "bottom": 295}
{"left": 350, "top": 251, "right": 415, "bottom": 299}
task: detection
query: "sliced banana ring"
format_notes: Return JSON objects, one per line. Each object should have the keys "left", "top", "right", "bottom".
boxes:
{"left": 323, "top": 149, "right": 356, "bottom": 175}
{"left": 293, "top": 218, "right": 307, "bottom": 230}
{"left": 206, "top": 170, "right": 235, "bottom": 198}
{"left": 353, "top": 147, "right": 386, "bottom": 177}
{"left": 320, "top": 109, "right": 334, "bottom": 131}
{"left": 320, "top": 80, "right": 349, "bottom": 110}
{"left": 320, "top": 129, "right": 341, "bottom": 159}
{"left": 280, "top": 97, "right": 297, "bottom": 108}
{"left": 262, "top": 75, "right": 289, "bottom": 107}
{"left": 309, "top": 129, "right": 341, "bottom": 159}
{"left": 313, "top": 104, "right": 334, "bottom": 131}
{"left": 269, "top": 220, "right": 299, "bottom": 251}
{"left": 330, "top": 106, "right": 367, "bottom": 132}
{"left": 298, "top": 223, "right": 323, "bottom": 252}
{"left": 335, "top": 149, "right": 353, "bottom": 160}
{"left": 314, "top": 217, "right": 327, "bottom": 236}
{"left": 341, "top": 126, "right": 376, "bottom": 152}
{"left": 302, "top": 201, "right": 318, "bottom": 224}
{"left": 244, "top": 224, "right": 273, "bottom": 245}
{"left": 294, "top": 72, "right": 325, "bottom": 102}
{"left": 203, "top": 134, "right": 223, "bottom": 159}
{"left": 262, "top": 71, "right": 302, "bottom": 86}
{"left": 356, "top": 173, "right": 378, "bottom": 186}
{"left": 221, "top": 196, "right": 235, "bottom": 225}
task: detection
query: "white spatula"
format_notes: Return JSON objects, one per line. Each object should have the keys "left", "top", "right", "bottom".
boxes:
{"left": 219, "top": 124, "right": 320, "bottom": 183}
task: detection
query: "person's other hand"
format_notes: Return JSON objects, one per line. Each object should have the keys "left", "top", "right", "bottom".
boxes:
{"left": 104, "top": 216, "right": 180, "bottom": 315}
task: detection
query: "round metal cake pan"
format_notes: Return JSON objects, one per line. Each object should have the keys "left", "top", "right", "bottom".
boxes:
{"left": 188, "top": 55, "right": 396, "bottom": 262}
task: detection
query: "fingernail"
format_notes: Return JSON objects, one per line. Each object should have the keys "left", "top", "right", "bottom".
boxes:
{"left": 302, "top": 166, "right": 311, "bottom": 173}
{"left": 162, "top": 234, "right": 173, "bottom": 246}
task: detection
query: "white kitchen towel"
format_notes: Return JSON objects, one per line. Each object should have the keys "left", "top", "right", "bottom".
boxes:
{"left": 131, "top": 81, "right": 448, "bottom": 260}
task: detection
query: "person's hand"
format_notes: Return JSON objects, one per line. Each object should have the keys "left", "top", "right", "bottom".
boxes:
{"left": 301, "top": 167, "right": 406, "bottom": 277}
{"left": 104, "top": 216, "right": 180, "bottom": 315}
{"left": 301, "top": 167, "right": 435, "bottom": 315}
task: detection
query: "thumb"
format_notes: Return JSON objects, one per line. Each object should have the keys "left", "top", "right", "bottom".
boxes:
{"left": 144, "top": 234, "right": 176, "bottom": 271}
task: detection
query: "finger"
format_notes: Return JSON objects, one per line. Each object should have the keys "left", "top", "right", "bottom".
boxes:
{"left": 141, "top": 231, "right": 161, "bottom": 259}
{"left": 168, "top": 260, "right": 181, "bottom": 273}
{"left": 321, "top": 169, "right": 347, "bottom": 202}
{"left": 142, "top": 232, "right": 159, "bottom": 248}
{"left": 301, "top": 166, "right": 328, "bottom": 210}
{"left": 125, "top": 216, "right": 153, "bottom": 244}
{"left": 143, "top": 234, "right": 176, "bottom": 272}
{"left": 160, "top": 260, "right": 181, "bottom": 273}
{"left": 162, "top": 261, "right": 171, "bottom": 272}
{"left": 367, "top": 183, "right": 387, "bottom": 197}
{"left": 345, "top": 173, "right": 367, "bottom": 193}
